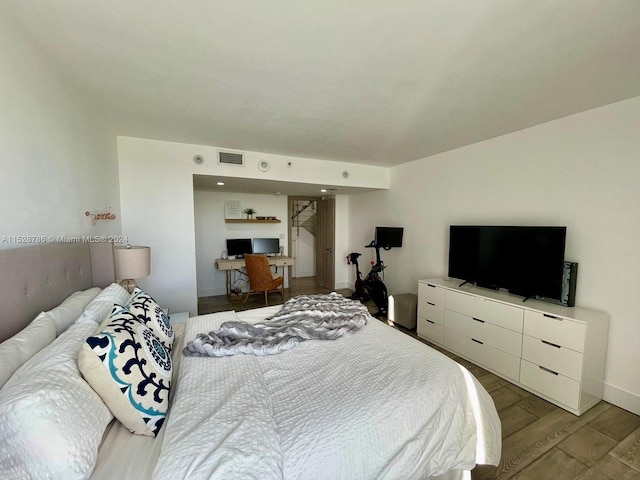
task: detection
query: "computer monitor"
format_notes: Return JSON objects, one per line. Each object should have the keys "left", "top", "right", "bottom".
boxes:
{"left": 226, "top": 238, "right": 252, "bottom": 258}
{"left": 253, "top": 237, "right": 280, "bottom": 255}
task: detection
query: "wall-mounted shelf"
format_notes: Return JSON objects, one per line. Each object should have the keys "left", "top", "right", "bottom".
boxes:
{"left": 225, "top": 219, "right": 281, "bottom": 224}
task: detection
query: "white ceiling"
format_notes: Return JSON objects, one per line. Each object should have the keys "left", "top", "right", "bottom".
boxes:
{"left": 6, "top": 1, "right": 640, "bottom": 168}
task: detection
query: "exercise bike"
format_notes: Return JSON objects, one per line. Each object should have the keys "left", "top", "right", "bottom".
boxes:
{"left": 347, "top": 241, "right": 389, "bottom": 317}
{"left": 346, "top": 252, "right": 368, "bottom": 302}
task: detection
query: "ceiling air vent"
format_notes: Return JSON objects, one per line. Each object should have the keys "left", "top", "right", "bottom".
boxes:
{"left": 218, "top": 150, "right": 245, "bottom": 166}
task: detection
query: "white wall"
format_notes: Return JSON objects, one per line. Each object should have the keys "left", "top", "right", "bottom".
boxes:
{"left": 118, "top": 137, "right": 387, "bottom": 315}
{"left": 0, "top": 13, "right": 121, "bottom": 247}
{"left": 194, "top": 190, "right": 289, "bottom": 297}
{"left": 334, "top": 195, "right": 351, "bottom": 290}
{"left": 291, "top": 227, "right": 315, "bottom": 278}
{"left": 349, "top": 96, "right": 640, "bottom": 414}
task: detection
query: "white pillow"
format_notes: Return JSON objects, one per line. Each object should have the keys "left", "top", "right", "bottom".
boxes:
{"left": 0, "top": 318, "right": 113, "bottom": 479}
{"left": 0, "top": 312, "right": 56, "bottom": 389}
{"left": 79, "top": 283, "right": 131, "bottom": 325}
{"left": 47, "top": 287, "right": 101, "bottom": 335}
{"left": 79, "top": 306, "right": 172, "bottom": 437}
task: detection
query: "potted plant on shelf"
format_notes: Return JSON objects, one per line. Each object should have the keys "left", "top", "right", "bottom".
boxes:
{"left": 243, "top": 208, "right": 256, "bottom": 219}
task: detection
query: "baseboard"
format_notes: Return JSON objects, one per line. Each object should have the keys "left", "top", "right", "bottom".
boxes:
{"left": 296, "top": 270, "right": 315, "bottom": 278}
{"left": 335, "top": 281, "right": 351, "bottom": 290}
{"left": 603, "top": 383, "right": 640, "bottom": 416}
{"left": 198, "top": 287, "right": 227, "bottom": 298}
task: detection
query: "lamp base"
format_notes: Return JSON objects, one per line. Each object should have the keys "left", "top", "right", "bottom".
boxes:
{"left": 119, "top": 279, "right": 138, "bottom": 294}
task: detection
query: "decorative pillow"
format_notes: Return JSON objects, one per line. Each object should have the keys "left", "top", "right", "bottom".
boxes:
{"left": 125, "top": 287, "right": 174, "bottom": 352}
{"left": 79, "top": 282, "right": 131, "bottom": 325}
{"left": 78, "top": 306, "right": 172, "bottom": 437}
{"left": 0, "top": 318, "right": 113, "bottom": 479}
{"left": 47, "top": 287, "right": 101, "bottom": 335}
{"left": 0, "top": 311, "right": 56, "bottom": 389}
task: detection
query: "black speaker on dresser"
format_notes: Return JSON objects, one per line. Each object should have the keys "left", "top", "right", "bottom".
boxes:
{"left": 536, "top": 261, "right": 578, "bottom": 307}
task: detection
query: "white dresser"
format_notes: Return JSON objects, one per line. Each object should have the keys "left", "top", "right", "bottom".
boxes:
{"left": 418, "top": 278, "right": 609, "bottom": 416}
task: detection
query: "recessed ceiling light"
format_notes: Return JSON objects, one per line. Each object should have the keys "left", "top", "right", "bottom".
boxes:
{"left": 217, "top": 182, "right": 224, "bottom": 186}
{"left": 321, "top": 189, "right": 327, "bottom": 193}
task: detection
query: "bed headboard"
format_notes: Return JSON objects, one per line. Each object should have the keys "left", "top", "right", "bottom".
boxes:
{"left": 0, "top": 242, "right": 116, "bottom": 342}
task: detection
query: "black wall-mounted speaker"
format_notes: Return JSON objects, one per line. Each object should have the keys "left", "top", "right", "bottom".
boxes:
{"left": 536, "top": 261, "right": 578, "bottom": 307}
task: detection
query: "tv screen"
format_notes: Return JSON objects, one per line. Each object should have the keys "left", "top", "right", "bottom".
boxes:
{"left": 448, "top": 226, "right": 566, "bottom": 300}
{"left": 253, "top": 237, "right": 280, "bottom": 255}
{"left": 375, "top": 227, "right": 404, "bottom": 249}
{"left": 226, "top": 238, "right": 252, "bottom": 258}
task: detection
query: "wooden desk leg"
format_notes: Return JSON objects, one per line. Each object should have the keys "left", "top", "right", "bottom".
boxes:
{"left": 226, "top": 270, "right": 232, "bottom": 301}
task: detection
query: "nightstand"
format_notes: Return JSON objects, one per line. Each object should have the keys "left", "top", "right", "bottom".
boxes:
{"left": 169, "top": 311, "right": 189, "bottom": 324}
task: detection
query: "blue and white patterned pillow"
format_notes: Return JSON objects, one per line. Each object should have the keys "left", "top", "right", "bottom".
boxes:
{"left": 125, "top": 287, "right": 174, "bottom": 352}
{"left": 78, "top": 306, "right": 172, "bottom": 437}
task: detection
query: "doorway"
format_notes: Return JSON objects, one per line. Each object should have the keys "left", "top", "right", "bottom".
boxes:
{"left": 288, "top": 196, "right": 335, "bottom": 289}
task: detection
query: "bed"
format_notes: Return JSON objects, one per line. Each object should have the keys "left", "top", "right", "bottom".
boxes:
{"left": 0, "top": 243, "right": 501, "bottom": 480}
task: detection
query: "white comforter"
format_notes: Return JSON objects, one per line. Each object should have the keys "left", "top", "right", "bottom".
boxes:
{"left": 153, "top": 308, "right": 501, "bottom": 480}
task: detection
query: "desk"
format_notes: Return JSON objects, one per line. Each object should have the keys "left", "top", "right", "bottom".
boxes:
{"left": 215, "top": 256, "right": 295, "bottom": 300}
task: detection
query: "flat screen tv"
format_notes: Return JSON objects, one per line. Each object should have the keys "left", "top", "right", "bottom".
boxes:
{"left": 375, "top": 227, "right": 404, "bottom": 249}
{"left": 226, "top": 238, "right": 252, "bottom": 258}
{"left": 448, "top": 225, "right": 566, "bottom": 300}
{"left": 253, "top": 237, "right": 280, "bottom": 255}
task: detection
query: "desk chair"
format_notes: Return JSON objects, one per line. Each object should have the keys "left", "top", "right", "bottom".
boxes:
{"left": 243, "top": 254, "right": 285, "bottom": 306}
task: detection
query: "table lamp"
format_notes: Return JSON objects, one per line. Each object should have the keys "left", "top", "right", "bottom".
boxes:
{"left": 114, "top": 245, "right": 151, "bottom": 293}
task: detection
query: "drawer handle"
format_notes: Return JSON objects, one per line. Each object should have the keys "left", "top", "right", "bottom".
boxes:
{"left": 426, "top": 319, "right": 435, "bottom": 325}
{"left": 427, "top": 284, "right": 436, "bottom": 288}
{"left": 543, "top": 313, "right": 562, "bottom": 321}
{"left": 472, "top": 317, "right": 485, "bottom": 323}
{"left": 541, "top": 339, "right": 561, "bottom": 349}
{"left": 472, "top": 338, "right": 484, "bottom": 345}
{"left": 427, "top": 302, "right": 435, "bottom": 306}
{"left": 539, "top": 365, "right": 559, "bottom": 376}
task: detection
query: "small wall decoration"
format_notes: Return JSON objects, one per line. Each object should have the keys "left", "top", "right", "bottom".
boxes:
{"left": 224, "top": 200, "right": 242, "bottom": 219}
{"left": 243, "top": 208, "right": 256, "bottom": 219}
{"left": 86, "top": 207, "right": 117, "bottom": 227}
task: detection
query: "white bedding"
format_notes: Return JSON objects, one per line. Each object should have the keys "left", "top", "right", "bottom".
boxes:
{"left": 152, "top": 307, "right": 501, "bottom": 480}
{"left": 91, "top": 323, "right": 187, "bottom": 480}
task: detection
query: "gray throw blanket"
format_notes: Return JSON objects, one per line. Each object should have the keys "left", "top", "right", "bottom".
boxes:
{"left": 183, "top": 292, "right": 370, "bottom": 357}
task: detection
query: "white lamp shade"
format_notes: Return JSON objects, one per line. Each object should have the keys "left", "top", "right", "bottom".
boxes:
{"left": 114, "top": 246, "right": 151, "bottom": 280}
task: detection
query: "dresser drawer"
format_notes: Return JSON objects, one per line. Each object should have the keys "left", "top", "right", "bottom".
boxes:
{"left": 446, "top": 290, "right": 523, "bottom": 332}
{"left": 418, "top": 301, "right": 444, "bottom": 325}
{"left": 445, "top": 309, "right": 522, "bottom": 357}
{"left": 418, "top": 282, "right": 445, "bottom": 325}
{"left": 522, "top": 335, "right": 583, "bottom": 381}
{"left": 445, "top": 290, "right": 476, "bottom": 316}
{"left": 443, "top": 328, "right": 520, "bottom": 381}
{"left": 417, "top": 317, "right": 443, "bottom": 344}
{"left": 419, "top": 281, "right": 445, "bottom": 304}
{"left": 520, "top": 359, "right": 580, "bottom": 409}
{"left": 524, "top": 311, "right": 586, "bottom": 352}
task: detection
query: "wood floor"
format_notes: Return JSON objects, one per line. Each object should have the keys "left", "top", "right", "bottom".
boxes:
{"left": 198, "top": 277, "right": 640, "bottom": 480}
{"left": 197, "top": 276, "right": 355, "bottom": 315}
